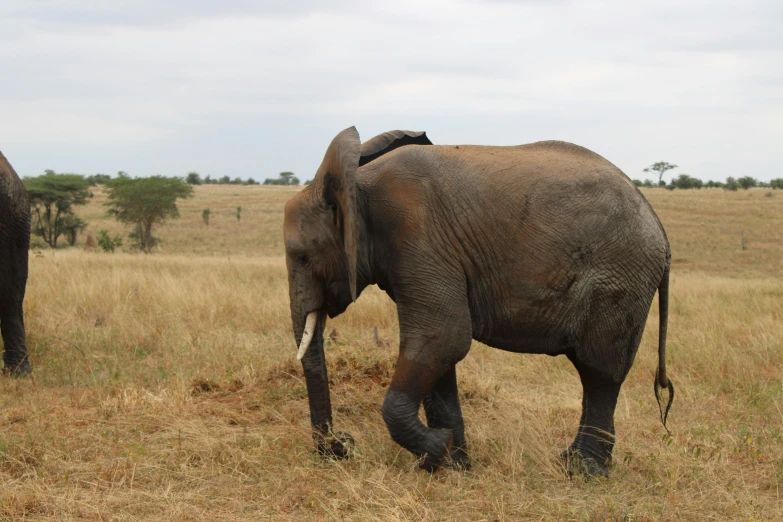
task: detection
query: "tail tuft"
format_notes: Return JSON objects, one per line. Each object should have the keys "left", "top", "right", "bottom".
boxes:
{"left": 654, "top": 368, "right": 675, "bottom": 433}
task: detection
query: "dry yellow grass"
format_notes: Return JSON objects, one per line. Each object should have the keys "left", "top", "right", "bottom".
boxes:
{"left": 1, "top": 186, "right": 782, "bottom": 520}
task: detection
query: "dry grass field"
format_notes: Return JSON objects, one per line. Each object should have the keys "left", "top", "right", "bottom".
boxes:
{"left": 2, "top": 185, "right": 782, "bottom": 521}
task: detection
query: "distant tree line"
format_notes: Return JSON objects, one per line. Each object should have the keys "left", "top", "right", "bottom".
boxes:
{"left": 263, "top": 172, "right": 300, "bottom": 185}
{"left": 635, "top": 161, "right": 782, "bottom": 191}
{"left": 186, "top": 172, "right": 260, "bottom": 186}
{"left": 22, "top": 167, "right": 301, "bottom": 252}
{"left": 87, "top": 170, "right": 307, "bottom": 187}
{"left": 632, "top": 174, "right": 782, "bottom": 191}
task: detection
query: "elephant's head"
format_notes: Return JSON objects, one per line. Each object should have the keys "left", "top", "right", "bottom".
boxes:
{"left": 283, "top": 126, "right": 431, "bottom": 456}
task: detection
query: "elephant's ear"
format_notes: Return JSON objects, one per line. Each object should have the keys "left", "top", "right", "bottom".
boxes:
{"left": 314, "top": 126, "right": 361, "bottom": 301}
{"left": 359, "top": 130, "right": 432, "bottom": 166}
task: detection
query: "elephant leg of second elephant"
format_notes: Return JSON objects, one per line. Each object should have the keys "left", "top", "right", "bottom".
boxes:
{"left": 1, "top": 302, "right": 30, "bottom": 376}
{"left": 565, "top": 361, "right": 622, "bottom": 477}
{"left": 0, "top": 237, "right": 30, "bottom": 377}
{"left": 423, "top": 366, "right": 470, "bottom": 469}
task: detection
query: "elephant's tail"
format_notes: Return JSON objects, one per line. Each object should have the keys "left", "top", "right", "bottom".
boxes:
{"left": 654, "top": 265, "right": 674, "bottom": 433}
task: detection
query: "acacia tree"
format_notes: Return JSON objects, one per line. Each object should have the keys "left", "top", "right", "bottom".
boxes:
{"left": 644, "top": 162, "right": 678, "bottom": 186}
{"left": 23, "top": 172, "right": 89, "bottom": 247}
{"left": 105, "top": 176, "right": 193, "bottom": 253}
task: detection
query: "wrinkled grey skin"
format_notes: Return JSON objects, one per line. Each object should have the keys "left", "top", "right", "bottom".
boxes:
{"left": 284, "top": 127, "right": 673, "bottom": 476}
{"left": 0, "top": 150, "right": 31, "bottom": 376}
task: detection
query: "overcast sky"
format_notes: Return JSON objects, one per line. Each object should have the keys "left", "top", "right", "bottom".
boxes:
{"left": 1, "top": 0, "right": 781, "bottom": 182}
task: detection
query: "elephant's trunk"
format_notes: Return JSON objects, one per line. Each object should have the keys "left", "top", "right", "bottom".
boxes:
{"left": 295, "top": 311, "right": 334, "bottom": 438}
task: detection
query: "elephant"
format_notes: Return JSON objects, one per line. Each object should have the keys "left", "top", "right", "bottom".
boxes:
{"left": 283, "top": 127, "right": 674, "bottom": 477}
{"left": 0, "top": 150, "right": 31, "bottom": 376}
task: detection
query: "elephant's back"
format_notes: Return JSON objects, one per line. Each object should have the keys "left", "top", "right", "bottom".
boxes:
{"left": 363, "top": 139, "right": 668, "bottom": 260}
{"left": 428, "top": 141, "right": 664, "bottom": 236}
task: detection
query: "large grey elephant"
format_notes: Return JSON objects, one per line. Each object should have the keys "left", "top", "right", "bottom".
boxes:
{"left": 0, "top": 150, "right": 31, "bottom": 376}
{"left": 284, "top": 127, "right": 674, "bottom": 477}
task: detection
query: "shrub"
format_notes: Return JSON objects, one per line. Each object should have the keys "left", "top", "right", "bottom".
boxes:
{"left": 61, "top": 215, "right": 88, "bottom": 246}
{"left": 86, "top": 174, "right": 111, "bottom": 186}
{"left": 29, "top": 236, "right": 48, "bottom": 250}
{"left": 671, "top": 174, "right": 704, "bottom": 190}
{"left": 725, "top": 177, "right": 739, "bottom": 191}
{"left": 96, "top": 230, "right": 123, "bottom": 253}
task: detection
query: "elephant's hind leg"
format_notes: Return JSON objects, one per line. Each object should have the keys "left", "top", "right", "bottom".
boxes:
{"left": 564, "top": 359, "right": 622, "bottom": 477}
{"left": 423, "top": 366, "right": 470, "bottom": 469}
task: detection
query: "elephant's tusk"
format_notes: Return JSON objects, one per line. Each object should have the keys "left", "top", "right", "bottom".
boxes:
{"left": 296, "top": 311, "right": 318, "bottom": 360}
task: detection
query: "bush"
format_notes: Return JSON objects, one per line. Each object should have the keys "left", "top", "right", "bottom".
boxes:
{"left": 737, "top": 176, "right": 757, "bottom": 190}
{"left": 97, "top": 230, "right": 123, "bottom": 253}
{"left": 725, "top": 177, "right": 739, "bottom": 191}
{"left": 86, "top": 174, "right": 111, "bottom": 186}
{"left": 770, "top": 178, "right": 783, "bottom": 189}
{"left": 62, "top": 215, "right": 88, "bottom": 246}
{"left": 670, "top": 174, "right": 704, "bottom": 190}
{"left": 186, "top": 172, "right": 202, "bottom": 185}
{"left": 29, "top": 236, "right": 48, "bottom": 250}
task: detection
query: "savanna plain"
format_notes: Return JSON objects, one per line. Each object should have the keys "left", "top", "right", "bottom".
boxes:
{"left": 2, "top": 185, "right": 782, "bottom": 521}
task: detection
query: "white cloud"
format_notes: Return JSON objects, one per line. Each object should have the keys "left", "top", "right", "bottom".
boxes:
{"left": 0, "top": 0, "right": 780, "bottom": 180}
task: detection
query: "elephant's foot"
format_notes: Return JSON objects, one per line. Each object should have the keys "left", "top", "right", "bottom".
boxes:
{"left": 443, "top": 445, "right": 471, "bottom": 471}
{"left": 2, "top": 357, "right": 31, "bottom": 377}
{"left": 418, "top": 429, "right": 454, "bottom": 473}
{"left": 560, "top": 447, "right": 610, "bottom": 478}
{"left": 314, "top": 431, "right": 354, "bottom": 460}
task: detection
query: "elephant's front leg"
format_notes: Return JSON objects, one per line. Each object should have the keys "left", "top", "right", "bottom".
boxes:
{"left": 423, "top": 366, "right": 470, "bottom": 469}
{"left": 382, "top": 323, "right": 472, "bottom": 472}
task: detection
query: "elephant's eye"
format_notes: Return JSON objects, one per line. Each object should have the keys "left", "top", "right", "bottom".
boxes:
{"left": 297, "top": 253, "right": 309, "bottom": 265}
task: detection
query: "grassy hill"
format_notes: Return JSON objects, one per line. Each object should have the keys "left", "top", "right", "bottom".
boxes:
{"left": 2, "top": 186, "right": 782, "bottom": 520}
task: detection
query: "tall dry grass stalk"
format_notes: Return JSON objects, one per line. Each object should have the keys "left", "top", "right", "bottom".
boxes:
{"left": 1, "top": 186, "right": 782, "bottom": 520}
